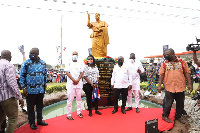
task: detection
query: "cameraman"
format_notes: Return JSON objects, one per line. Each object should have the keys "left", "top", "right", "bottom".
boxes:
{"left": 193, "top": 51, "right": 200, "bottom": 92}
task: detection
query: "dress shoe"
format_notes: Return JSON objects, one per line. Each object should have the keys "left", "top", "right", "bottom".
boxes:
{"left": 162, "top": 116, "right": 172, "bottom": 123}
{"left": 89, "top": 111, "right": 92, "bottom": 117}
{"left": 0, "top": 129, "right": 5, "bottom": 133}
{"left": 112, "top": 109, "right": 118, "bottom": 114}
{"left": 30, "top": 123, "right": 37, "bottom": 130}
{"left": 37, "top": 121, "right": 48, "bottom": 126}
{"left": 176, "top": 117, "right": 186, "bottom": 124}
{"left": 95, "top": 110, "right": 102, "bottom": 115}
{"left": 136, "top": 107, "right": 140, "bottom": 113}
{"left": 125, "top": 107, "right": 132, "bottom": 111}
{"left": 182, "top": 109, "right": 187, "bottom": 115}
{"left": 121, "top": 110, "right": 126, "bottom": 114}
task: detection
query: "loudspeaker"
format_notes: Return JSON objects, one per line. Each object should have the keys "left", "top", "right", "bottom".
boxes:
{"left": 145, "top": 119, "right": 158, "bottom": 133}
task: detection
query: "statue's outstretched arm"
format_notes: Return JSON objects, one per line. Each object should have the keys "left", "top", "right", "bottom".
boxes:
{"left": 87, "top": 11, "right": 92, "bottom": 28}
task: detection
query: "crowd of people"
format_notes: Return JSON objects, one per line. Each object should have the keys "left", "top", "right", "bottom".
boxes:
{"left": 47, "top": 71, "right": 67, "bottom": 83}
{"left": 1, "top": 47, "right": 200, "bottom": 132}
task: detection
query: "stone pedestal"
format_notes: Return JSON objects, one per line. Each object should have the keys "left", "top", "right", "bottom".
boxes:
{"left": 95, "top": 58, "right": 115, "bottom": 106}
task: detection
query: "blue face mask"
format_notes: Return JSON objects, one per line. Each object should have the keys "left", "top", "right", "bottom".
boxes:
{"left": 72, "top": 55, "right": 78, "bottom": 61}
{"left": 29, "top": 54, "right": 36, "bottom": 60}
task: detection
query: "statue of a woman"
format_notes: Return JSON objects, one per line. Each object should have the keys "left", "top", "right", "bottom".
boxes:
{"left": 87, "top": 12, "right": 109, "bottom": 57}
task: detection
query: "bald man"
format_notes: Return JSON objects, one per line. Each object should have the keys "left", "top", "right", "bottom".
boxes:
{"left": 111, "top": 56, "right": 132, "bottom": 114}
{"left": 65, "top": 51, "right": 84, "bottom": 120}
{"left": 20, "top": 48, "right": 48, "bottom": 130}
{"left": 0, "top": 50, "right": 24, "bottom": 133}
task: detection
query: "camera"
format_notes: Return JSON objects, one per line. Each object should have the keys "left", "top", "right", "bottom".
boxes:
{"left": 186, "top": 44, "right": 200, "bottom": 51}
{"left": 186, "top": 36, "right": 200, "bottom": 51}
{"left": 192, "top": 90, "right": 200, "bottom": 100}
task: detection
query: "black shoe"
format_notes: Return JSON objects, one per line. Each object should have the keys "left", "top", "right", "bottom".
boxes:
{"left": 95, "top": 110, "right": 102, "bottom": 115}
{"left": 136, "top": 107, "right": 140, "bottom": 113}
{"left": 112, "top": 109, "right": 118, "bottom": 114}
{"left": 182, "top": 109, "right": 187, "bottom": 115}
{"left": 0, "top": 129, "right": 5, "bottom": 133}
{"left": 37, "top": 121, "right": 48, "bottom": 126}
{"left": 89, "top": 111, "right": 92, "bottom": 117}
{"left": 30, "top": 123, "right": 37, "bottom": 130}
{"left": 176, "top": 117, "right": 186, "bottom": 124}
{"left": 125, "top": 107, "right": 132, "bottom": 111}
{"left": 121, "top": 110, "right": 126, "bottom": 114}
{"left": 162, "top": 116, "right": 172, "bottom": 123}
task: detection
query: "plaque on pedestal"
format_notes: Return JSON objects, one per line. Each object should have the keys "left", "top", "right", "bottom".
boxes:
{"left": 95, "top": 59, "right": 115, "bottom": 106}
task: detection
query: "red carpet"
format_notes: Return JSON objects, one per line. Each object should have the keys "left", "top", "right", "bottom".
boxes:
{"left": 15, "top": 108, "right": 175, "bottom": 133}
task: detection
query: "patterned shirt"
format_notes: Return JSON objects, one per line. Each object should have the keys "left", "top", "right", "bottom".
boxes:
{"left": 159, "top": 59, "right": 190, "bottom": 93}
{"left": 20, "top": 58, "right": 47, "bottom": 94}
{"left": 83, "top": 65, "right": 100, "bottom": 84}
{"left": 0, "top": 59, "right": 22, "bottom": 102}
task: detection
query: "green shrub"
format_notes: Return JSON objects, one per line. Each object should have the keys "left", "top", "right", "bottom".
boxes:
{"left": 20, "top": 84, "right": 66, "bottom": 96}
{"left": 45, "top": 84, "right": 66, "bottom": 94}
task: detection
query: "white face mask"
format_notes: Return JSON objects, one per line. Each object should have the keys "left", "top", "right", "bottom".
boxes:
{"left": 72, "top": 55, "right": 78, "bottom": 61}
{"left": 149, "top": 63, "right": 152, "bottom": 65}
{"left": 130, "top": 59, "right": 135, "bottom": 63}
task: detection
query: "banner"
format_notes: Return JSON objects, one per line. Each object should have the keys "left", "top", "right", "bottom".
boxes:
{"left": 163, "top": 45, "right": 169, "bottom": 53}
{"left": 18, "top": 45, "right": 26, "bottom": 61}
{"left": 88, "top": 48, "right": 92, "bottom": 55}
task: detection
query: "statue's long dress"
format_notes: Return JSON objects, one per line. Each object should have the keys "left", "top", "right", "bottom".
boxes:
{"left": 89, "top": 21, "right": 109, "bottom": 57}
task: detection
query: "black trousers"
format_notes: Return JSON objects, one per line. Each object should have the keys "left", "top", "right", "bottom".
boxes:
{"left": 83, "top": 83, "right": 98, "bottom": 112}
{"left": 113, "top": 88, "right": 128, "bottom": 111}
{"left": 163, "top": 91, "right": 186, "bottom": 114}
{"left": 163, "top": 91, "right": 184, "bottom": 119}
{"left": 0, "top": 119, "right": 6, "bottom": 133}
{"left": 26, "top": 93, "right": 44, "bottom": 124}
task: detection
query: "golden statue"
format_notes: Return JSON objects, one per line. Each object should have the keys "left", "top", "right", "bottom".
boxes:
{"left": 87, "top": 12, "right": 109, "bottom": 57}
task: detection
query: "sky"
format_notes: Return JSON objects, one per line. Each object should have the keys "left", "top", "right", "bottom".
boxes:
{"left": 0, "top": 0, "right": 200, "bottom": 66}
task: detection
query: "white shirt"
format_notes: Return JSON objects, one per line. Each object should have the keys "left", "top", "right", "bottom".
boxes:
{"left": 111, "top": 63, "right": 132, "bottom": 89}
{"left": 128, "top": 59, "right": 144, "bottom": 82}
{"left": 65, "top": 61, "right": 84, "bottom": 89}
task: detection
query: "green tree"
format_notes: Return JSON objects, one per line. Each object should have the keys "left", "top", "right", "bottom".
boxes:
{"left": 55, "top": 64, "right": 60, "bottom": 70}
{"left": 46, "top": 64, "right": 53, "bottom": 69}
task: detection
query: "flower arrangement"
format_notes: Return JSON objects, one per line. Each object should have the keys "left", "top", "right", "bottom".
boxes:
{"left": 83, "top": 56, "right": 118, "bottom": 65}
{"left": 83, "top": 58, "right": 88, "bottom": 65}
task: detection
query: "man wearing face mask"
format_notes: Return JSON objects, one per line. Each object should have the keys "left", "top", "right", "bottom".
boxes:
{"left": 126, "top": 53, "right": 144, "bottom": 113}
{"left": 111, "top": 56, "right": 132, "bottom": 114}
{"left": 65, "top": 51, "right": 84, "bottom": 120}
{"left": 158, "top": 48, "right": 193, "bottom": 124}
{"left": 20, "top": 48, "right": 48, "bottom": 130}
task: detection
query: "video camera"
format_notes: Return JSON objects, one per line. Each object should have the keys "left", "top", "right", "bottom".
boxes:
{"left": 192, "top": 90, "right": 200, "bottom": 100}
{"left": 186, "top": 36, "right": 200, "bottom": 51}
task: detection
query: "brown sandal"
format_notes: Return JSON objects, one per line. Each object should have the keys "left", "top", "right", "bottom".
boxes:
{"left": 66, "top": 116, "right": 74, "bottom": 120}
{"left": 78, "top": 113, "right": 83, "bottom": 118}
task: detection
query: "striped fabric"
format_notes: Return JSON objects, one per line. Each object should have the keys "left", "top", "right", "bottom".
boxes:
{"left": 0, "top": 59, "right": 22, "bottom": 102}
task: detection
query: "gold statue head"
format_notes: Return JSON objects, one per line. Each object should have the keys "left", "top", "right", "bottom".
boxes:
{"left": 95, "top": 13, "right": 100, "bottom": 21}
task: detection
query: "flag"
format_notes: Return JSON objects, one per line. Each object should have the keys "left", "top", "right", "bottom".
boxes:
{"left": 92, "top": 82, "right": 101, "bottom": 101}
{"left": 63, "top": 47, "right": 66, "bottom": 51}
{"left": 18, "top": 45, "right": 26, "bottom": 61}
{"left": 56, "top": 46, "right": 60, "bottom": 52}
{"left": 18, "top": 45, "right": 24, "bottom": 54}
{"left": 58, "top": 55, "right": 61, "bottom": 60}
